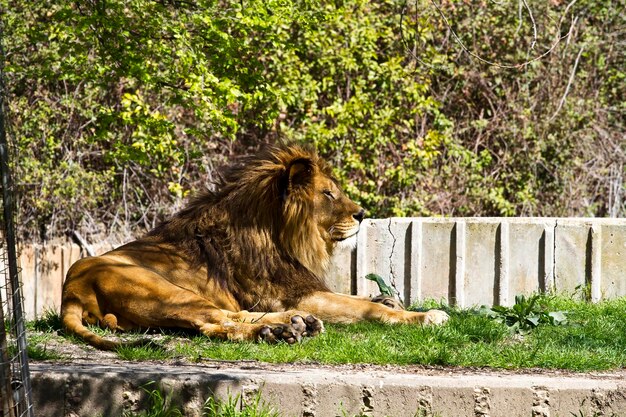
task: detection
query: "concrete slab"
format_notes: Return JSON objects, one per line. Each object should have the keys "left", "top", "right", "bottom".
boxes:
{"left": 325, "top": 241, "right": 354, "bottom": 294}
{"left": 17, "top": 245, "right": 37, "bottom": 319}
{"left": 463, "top": 220, "right": 499, "bottom": 307}
{"left": 356, "top": 219, "right": 384, "bottom": 298}
{"left": 356, "top": 219, "right": 412, "bottom": 304}
{"left": 554, "top": 219, "right": 590, "bottom": 294}
{"left": 29, "top": 362, "right": 626, "bottom": 417}
{"left": 600, "top": 223, "right": 626, "bottom": 299}
{"left": 506, "top": 220, "right": 548, "bottom": 302}
{"left": 419, "top": 219, "right": 455, "bottom": 303}
{"left": 61, "top": 244, "right": 82, "bottom": 284}
{"left": 38, "top": 244, "right": 64, "bottom": 316}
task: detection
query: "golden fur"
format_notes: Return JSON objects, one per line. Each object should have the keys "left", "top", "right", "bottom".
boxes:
{"left": 61, "top": 144, "right": 448, "bottom": 350}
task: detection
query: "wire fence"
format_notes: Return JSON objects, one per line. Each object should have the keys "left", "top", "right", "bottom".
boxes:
{"left": 0, "top": 31, "right": 34, "bottom": 417}
{"left": 0, "top": 245, "right": 33, "bottom": 417}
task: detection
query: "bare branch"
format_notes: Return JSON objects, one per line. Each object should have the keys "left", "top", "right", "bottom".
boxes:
{"left": 549, "top": 44, "right": 585, "bottom": 121}
{"left": 520, "top": 0, "right": 538, "bottom": 51}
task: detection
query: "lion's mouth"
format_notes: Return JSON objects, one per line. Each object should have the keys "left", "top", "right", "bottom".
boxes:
{"left": 334, "top": 232, "right": 356, "bottom": 242}
{"left": 331, "top": 226, "right": 360, "bottom": 242}
{"left": 333, "top": 232, "right": 358, "bottom": 249}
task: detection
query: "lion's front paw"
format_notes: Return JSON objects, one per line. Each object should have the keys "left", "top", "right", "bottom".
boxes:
{"left": 423, "top": 309, "right": 449, "bottom": 325}
{"left": 258, "top": 315, "right": 324, "bottom": 344}
{"left": 302, "top": 314, "right": 324, "bottom": 337}
{"left": 289, "top": 314, "right": 324, "bottom": 337}
{"left": 258, "top": 323, "right": 302, "bottom": 344}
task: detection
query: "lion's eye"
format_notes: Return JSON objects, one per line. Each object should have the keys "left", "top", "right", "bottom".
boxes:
{"left": 323, "top": 190, "right": 335, "bottom": 200}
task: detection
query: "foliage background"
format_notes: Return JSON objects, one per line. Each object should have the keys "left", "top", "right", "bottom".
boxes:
{"left": 1, "top": 0, "right": 624, "bottom": 243}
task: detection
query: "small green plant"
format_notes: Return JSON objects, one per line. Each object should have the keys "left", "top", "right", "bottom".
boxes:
{"left": 480, "top": 294, "right": 568, "bottom": 334}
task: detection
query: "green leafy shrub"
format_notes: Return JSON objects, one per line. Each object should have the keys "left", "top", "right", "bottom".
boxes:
{"left": 2, "top": 0, "right": 624, "bottom": 242}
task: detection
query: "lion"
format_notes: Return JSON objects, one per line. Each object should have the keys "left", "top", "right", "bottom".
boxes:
{"left": 61, "top": 144, "right": 449, "bottom": 350}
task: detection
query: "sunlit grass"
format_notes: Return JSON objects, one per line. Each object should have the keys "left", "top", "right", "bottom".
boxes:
{"left": 28, "top": 295, "right": 626, "bottom": 371}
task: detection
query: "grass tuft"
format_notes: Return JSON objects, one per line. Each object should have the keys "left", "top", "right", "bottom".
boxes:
{"left": 123, "top": 382, "right": 183, "bottom": 417}
{"left": 203, "top": 393, "right": 279, "bottom": 417}
{"left": 28, "top": 309, "right": 63, "bottom": 333}
{"left": 116, "top": 342, "right": 172, "bottom": 361}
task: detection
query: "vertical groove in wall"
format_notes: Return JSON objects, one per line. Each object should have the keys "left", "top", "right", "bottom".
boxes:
{"left": 402, "top": 222, "right": 411, "bottom": 307}
{"left": 590, "top": 225, "right": 602, "bottom": 302}
{"left": 497, "top": 221, "right": 510, "bottom": 306}
{"left": 448, "top": 223, "right": 456, "bottom": 305}
{"left": 542, "top": 223, "right": 556, "bottom": 292}
{"left": 355, "top": 221, "right": 369, "bottom": 296}
{"left": 409, "top": 220, "right": 422, "bottom": 305}
{"left": 538, "top": 230, "right": 546, "bottom": 292}
{"left": 454, "top": 220, "right": 466, "bottom": 307}
{"left": 552, "top": 220, "right": 558, "bottom": 291}
{"left": 585, "top": 225, "right": 594, "bottom": 300}
{"left": 350, "top": 241, "right": 357, "bottom": 296}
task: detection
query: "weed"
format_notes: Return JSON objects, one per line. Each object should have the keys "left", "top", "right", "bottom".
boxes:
{"left": 121, "top": 384, "right": 280, "bottom": 417}
{"left": 203, "top": 393, "right": 279, "bottom": 417}
{"left": 28, "top": 309, "right": 63, "bottom": 333}
{"left": 123, "top": 383, "right": 183, "bottom": 417}
{"left": 479, "top": 294, "right": 568, "bottom": 334}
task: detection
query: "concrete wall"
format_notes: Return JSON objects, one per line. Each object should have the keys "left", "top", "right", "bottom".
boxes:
{"left": 7, "top": 217, "right": 626, "bottom": 319}
{"left": 328, "top": 217, "right": 626, "bottom": 308}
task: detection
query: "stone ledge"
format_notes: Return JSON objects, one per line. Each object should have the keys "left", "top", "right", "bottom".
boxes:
{"left": 30, "top": 362, "right": 626, "bottom": 417}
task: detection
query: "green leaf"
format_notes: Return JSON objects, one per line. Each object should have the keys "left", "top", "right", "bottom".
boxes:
{"left": 526, "top": 315, "right": 540, "bottom": 328}
{"left": 548, "top": 311, "right": 568, "bottom": 326}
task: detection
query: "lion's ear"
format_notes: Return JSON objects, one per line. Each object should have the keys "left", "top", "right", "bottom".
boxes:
{"left": 287, "top": 158, "right": 314, "bottom": 191}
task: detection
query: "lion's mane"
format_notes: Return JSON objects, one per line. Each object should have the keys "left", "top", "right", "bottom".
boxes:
{"left": 148, "top": 144, "right": 334, "bottom": 309}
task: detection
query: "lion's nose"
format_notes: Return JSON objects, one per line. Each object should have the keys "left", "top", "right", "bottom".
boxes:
{"left": 353, "top": 209, "right": 365, "bottom": 223}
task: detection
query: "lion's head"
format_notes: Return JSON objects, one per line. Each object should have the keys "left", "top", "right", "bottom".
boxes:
{"left": 155, "top": 144, "right": 364, "bottom": 284}
{"left": 275, "top": 145, "right": 365, "bottom": 277}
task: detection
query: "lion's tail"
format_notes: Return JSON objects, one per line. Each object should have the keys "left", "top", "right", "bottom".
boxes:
{"left": 61, "top": 302, "right": 124, "bottom": 351}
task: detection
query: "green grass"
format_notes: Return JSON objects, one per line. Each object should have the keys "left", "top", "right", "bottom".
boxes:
{"left": 27, "top": 295, "right": 626, "bottom": 371}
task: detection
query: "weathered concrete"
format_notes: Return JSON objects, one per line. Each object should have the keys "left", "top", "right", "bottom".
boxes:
{"left": 12, "top": 217, "right": 626, "bottom": 319}
{"left": 339, "top": 217, "right": 626, "bottom": 308}
{"left": 30, "top": 362, "right": 626, "bottom": 417}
